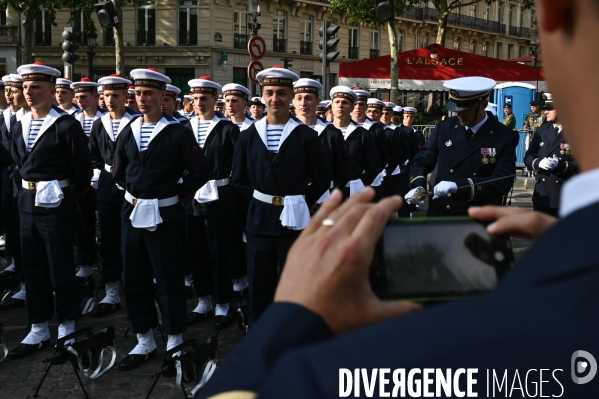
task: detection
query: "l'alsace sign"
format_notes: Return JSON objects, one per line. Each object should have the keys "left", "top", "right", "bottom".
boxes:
{"left": 405, "top": 57, "right": 465, "bottom": 66}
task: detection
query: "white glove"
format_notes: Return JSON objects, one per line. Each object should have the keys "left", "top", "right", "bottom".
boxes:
{"left": 405, "top": 187, "right": 425, "bottom": 205}
{"left": 538, "top": 154, "right": 559, "bottom": 170}
{"left": 433, "top": 181, "right": 458, "bottom": 199}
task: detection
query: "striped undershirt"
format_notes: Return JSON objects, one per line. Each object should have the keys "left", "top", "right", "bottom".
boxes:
{"left": 28, "top": 118, "right": 44, "bottom": 151}
{"left": 83, "top": 116, "right": 95, "bottom": 136}
{"left": 112, "top": 119, "right": 121, "bottom": 137}
{"left": 140, "top": 122, "right": 156, "bottom": 151}
{"left": 266, "top": 124, "right": 284, "bottom": 152}
{"left": 197, "top": 120, "right": 210, "bottom": 147}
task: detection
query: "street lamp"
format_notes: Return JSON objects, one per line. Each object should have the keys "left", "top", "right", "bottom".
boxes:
{"left": 86, "top": 28, "right": 98, "bottom": 80}
{"left": 529, "top": 18, "right": 539, "bottom": 67}
{"left": 247, "top": 0, "right": 261, "bottom": 37}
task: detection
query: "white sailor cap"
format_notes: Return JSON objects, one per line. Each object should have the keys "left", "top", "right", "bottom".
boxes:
{"left": 165, "top": 84, "right": 181, "bottom": 98}
{"left": 98, "top": 86, "right": 103, "bottom": 94}
{"left": 540, "top": 93, "right": 554, "bottom": 109}
{"left": 316, "top": 101, "right": 328, "bottom": 110}
{"left": 128, "top": 86, "right": 136, "bottom": 97}
{"left": 184, "top": 94, "right": 193, "bottom": 101}
{"left": 367, "top": 98, "right": 385, "bottom": 109}
{"left": 249, "top": 97, "right": 265, "bottom": 107}
{"left": 3, "top": 74, "right": 23, "bottom": 88}
{"left": 16, "top": 62, "right": 60, "bottom": 82}
{"left": 188, "top": 76, "right": 221, "bottom": 95}
{"left": 293, "top": 78, "right": 322, "bottom": 96}
{"left": 443, "top": 77, "right": 496, "bottom": 112}
{"left": 383, "top": 101, "right": 396, "bottom": 109}
{"left": 393, "top": 105, "right": 403, "bottom": 114}
{"left": 256, "top": 65, "right": 299, "bottom": 87}
{"left": 130, "top": 67, "right": 171, "bottom": 90}
{"left": 330, "top": 86, "right": 358, "bottom": 103}
{"left": 98, "top": 74, "right": 131, "bottom": 91}
{"left": 325, "top": 100, "right": 332, "bottom": 108}
{"left": 352, "top": 87, "right": 371, "bottom": 102}
{"left": 71, "top": 77, "right": 99, "bottom": 93}
{"left": 289, "top": 102, "right": 295, "bottom": 109}
{"left": 403, "top": 107, "right": 417, "bottom": 114}
{"left": 222, "top": 83, "right": 251, "bottom": 100}
{"left": 484, "top": 103, "right": 497, "bottom": 116}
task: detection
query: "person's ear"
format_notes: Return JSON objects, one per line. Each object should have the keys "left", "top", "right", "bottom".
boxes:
{"left": 537, "top": 0, "right": 574, "bottom": 33}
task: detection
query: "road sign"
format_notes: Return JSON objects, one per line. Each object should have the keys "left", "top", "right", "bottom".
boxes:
{"left": 248, "top": 36, "right": 266, "bottom": 60}
{"left": 248, "top": 60, "right": 264, "bottom": 85}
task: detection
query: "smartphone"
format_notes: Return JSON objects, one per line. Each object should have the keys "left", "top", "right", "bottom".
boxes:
{"left": 370, "top": 217, "right": 514, "bottom": 302}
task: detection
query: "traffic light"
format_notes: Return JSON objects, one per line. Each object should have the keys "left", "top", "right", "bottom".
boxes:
{"left": 375, "top": 0, "right": 395, "bottom": 23}
{"left": 280, "top": 58, "right": 293, "bottom": 69}
{"left": 62, "top": 29, "right": 81, "bottom": 66}
{"left": 318, "top": 21, "right": 340, "bottom": 66}
{"left": 94, "top": 1, "right": 119, "bottom": 28}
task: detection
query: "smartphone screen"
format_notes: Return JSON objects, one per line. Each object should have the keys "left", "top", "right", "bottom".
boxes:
{"left": 371, "top": 218, "right": 513, "bottom": 300}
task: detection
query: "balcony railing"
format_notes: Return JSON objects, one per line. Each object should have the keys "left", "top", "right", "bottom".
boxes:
{"left": 370, "top": 49, "right": 380, "bottom": 58}
{"left": 402, "top": 7, "right": 507, "bottom": 35}
{"left": 178, "top": 30, "right": 197, "bottom": 46}
{"left": 234, "top": 33, "right": 248, "bottom": 50}
{"left": 300, "top": 41, "right": 312, "bottom": 55}
{"left": 348, "top": 46, "right": 359, "bottom": 60}
{"left": 273, "top": 37, "right": 286, "bottom": 53}
{"left": 136, "top": 30, "right": 155, "bottom": 46}
{"left": 34, "top": 30, "right": 52, "bottom": 46}
{"left": 0, "top": 26, "right": 18, "bottom": 45}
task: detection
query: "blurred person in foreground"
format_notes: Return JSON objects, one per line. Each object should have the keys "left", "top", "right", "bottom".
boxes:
{"left": 199, "top": 0, "right": 599, "bottom": 396}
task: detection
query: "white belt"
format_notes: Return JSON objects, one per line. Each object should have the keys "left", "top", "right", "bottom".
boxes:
{"left": 215, "top": 178, "right": 229, "bottom": 187}
{"left": 104, "top": 163, "right": 113, "bottom": 172}
{"left": 124, "top": 191, "right": 179, "bottom": 207}
{"left": 23, "top": 179, "right": 68, "bottom": 191}
{"left": 253, "top": 190, "right": 305, "bottom": 207}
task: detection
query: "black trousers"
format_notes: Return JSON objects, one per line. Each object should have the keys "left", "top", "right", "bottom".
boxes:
{"left": 11, "top": 169, "right": 22, "bottom": 282}
{"left": 186, "top": 213, "right": 235, "bottom": 305}
{"left": 246, "top": 231, "right": 298, "bottom": 323}
{"left": 97, "top": 200, "right": 123, "bottom": 283}
{"left": 533, "top": 202, "right": 559, "bottom": 217}
{"left": 20, "top": 202, "right": 81, "bottom": 323}
{"left": 76, "top": 189, "right": 97, "bottom": 267}
{"left": 122, "top": 218, "right": 186, "bottom": 335}
{"left": 1, "top": 166, "right": 14, "bottom": 258}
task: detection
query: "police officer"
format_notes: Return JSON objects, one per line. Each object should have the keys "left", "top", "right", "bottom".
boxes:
{"left": 408, "top": 77, "right": 519, "bottom": 216}
{"left": 7, "top": 62, "right": 93, "bottom": 359}
{"left": 184, "top": 77, "right": 240, "bottom": 330}
{"left": 88, "top": 74, "right": 139, "bottom": 317}
{"left": 232, "top": 66, "right": 329, "bottom": 323}
{"left": 330, "top": 86, "right": 381, "bottom": 199}
{"left": 113, "top": 68, "right": 211, "bottom": 370}
{"left": 523, "top": 100, "right": 546, "bottom": 131}
{"left": 524, "top": 93, "right": 578, "bottom": 217}
{"left": 502, "top": 103, "right": 516, "bottom": 130}
{"left": 55, "top": 78, "right": 79, "bottom": 115}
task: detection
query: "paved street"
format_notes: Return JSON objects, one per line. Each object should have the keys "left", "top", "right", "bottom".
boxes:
{"left": 0, "top": 174, "right": 535, "bottom": 399}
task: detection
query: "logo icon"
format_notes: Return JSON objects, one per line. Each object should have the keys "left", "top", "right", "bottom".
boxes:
{"left": 571, "top": 350, "right": 597, "bottom": 384}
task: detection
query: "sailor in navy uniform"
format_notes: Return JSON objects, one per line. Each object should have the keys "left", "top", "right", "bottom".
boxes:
{"left": 232, "top": 66, "right": 329, "bottom": 322}
{"left": 350, "top": 89, "right": 387, "bottom": 198}
{"left": 88, "top": 74, "right": 139, "bottom": 317}
{"left": 71, "top": 78, "right": 105, "bottom": 287}
{"left": 112, "top": 68, "right": 212, "bottom": 371}
{"left": 183, "top": 77, "right": 240, "bottom": 330}
{"left": 222, "top": 83, "right": 254, "bottom": 131}
{"left": 408, "top": 77, "right": 519, "bottom": 216}
{"left": 402, "top": 106, "right": 425, "bottom": 149}
{"left": 525, "top": 93, "right": 579, "bottom": 217}
{"left": 55, "top": 78, "right": 80, "bottom": 115}
{"left": 126, "top": 85, "right": 139, "bottom": 114}
{"left": 293, "top": 79, "right": 349, "bottom": 204}
{"left": 248, "top": 97, "right": 265, "bottom": 121}
{"left": 7, "top": 63, "right": 93, "bottom": 359}
{"left": 396, "top": 106, "right": 424, "bottom": 215}
{"left": 162, "top": 84, "right": 191, "bottom": 128}
{"left": 329, "top": 86, "right": 381, "bottom": 199}
{"left": 182, "top": 95, "right": 194, "bottom": 119}
{"left": 381, "top": 101, "right": 398, "bottom": 128}
{"left": 315, "top": 101, "right": 328, "bottom": 119}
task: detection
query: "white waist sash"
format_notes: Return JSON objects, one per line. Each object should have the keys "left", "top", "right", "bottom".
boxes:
{"left": 253, "top": 190, "right": 310, "bottom": 230}
{"left": 194, "top": 178, "right": 230, "bottom": 203}
{"left": 345, "top": 179, "right": 366, "bottom": 197}
{"left": 125, "top": 191, "right": 179, "bottom": 231}
{"left": 23, "top": 179, "right": 69, "bottom": 208}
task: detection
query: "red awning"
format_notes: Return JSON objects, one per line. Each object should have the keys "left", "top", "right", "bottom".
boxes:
{"left": 339, "top": 44, "right": 546, "bottom": 91}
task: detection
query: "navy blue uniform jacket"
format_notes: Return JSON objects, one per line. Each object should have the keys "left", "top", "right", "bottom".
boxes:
{"left": 344, "top": 121, "right": 381, "bottom": 187}
{"left": 11, "top": 106, "right": 93, "bottom": 214}
{"left": 185, "top": 114, "right": 240, "bottom": 217}
{"left": 525, "top": 124, "right": 578, "bottom": 209}
{"left": 89, "top": 108, "right": 139, "bottom": 203}
{"left": 312, "top": 118, "right": 350, "bottom": 190}
{"left": 409, "top": 113, "right": 519, "bottom": 216}
{"left": 200, "top": 200, "right": 599, "bottom": 398}
{"left": 362, "top": 118, "right": 388, "bottom": 176}
{"left": 112, "top": 113, "right": 212, "bottom": 222}
{"left": 232, "top": 116, "right": 330, "bottom": 237}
